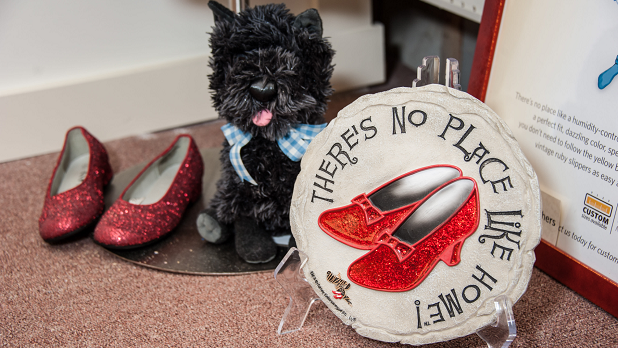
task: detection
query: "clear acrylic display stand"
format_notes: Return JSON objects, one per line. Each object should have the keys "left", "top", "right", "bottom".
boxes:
{"left": 412, "top": 56, "right": 462, "bottom": 90}
{"left": 275, "top": 56, "right": 516, "bottom": 346}
{"left": 273, "top": 248, "right": 319, "bottom": 335}
{"left": 274, "top": 248, "right": 517, "bottom": 347}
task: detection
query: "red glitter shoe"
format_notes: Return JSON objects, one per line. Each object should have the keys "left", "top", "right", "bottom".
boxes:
{"left": 39, "top": 126, "right": 113, "bottom": 242}
{"left": 318, "top": 165, "right": 462, "bottom": 249}
{"left": 93, "top": 134, "right": 203, "bottom": 249}
{"left": 347, "top": 177, "right": 479, "bottom": 292}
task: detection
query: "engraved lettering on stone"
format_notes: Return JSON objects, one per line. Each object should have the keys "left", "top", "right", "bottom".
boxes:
{"left": 479, "top": 210, "right": 523, "bottom": 261}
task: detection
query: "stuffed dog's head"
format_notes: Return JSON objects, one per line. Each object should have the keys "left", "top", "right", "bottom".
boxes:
{"left": 208, "top": 1, "right": 334, "bottom": 141}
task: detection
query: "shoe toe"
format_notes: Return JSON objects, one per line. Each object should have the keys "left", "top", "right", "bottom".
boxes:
{"left": 93, "top": 222, "right": 131, "bottom": 248}
{"left": 319, "top": 204, "right": 376, "bottom": 248}
{"left": 39, "top": 211, "right": 90, "bottom": 242}
{"left": 39, "top": 217, "right": 73, "bottom": 241}
{"left": 348, "top": 244, "right": 406, "bottom": 291}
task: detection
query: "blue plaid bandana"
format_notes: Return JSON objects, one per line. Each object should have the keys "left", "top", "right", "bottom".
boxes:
{"left": 221, "top": 123, "right": 327, "bottom": 185}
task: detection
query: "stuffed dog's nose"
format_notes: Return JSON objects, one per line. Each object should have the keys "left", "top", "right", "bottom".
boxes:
{"left": 249, "top": 79, "right": 277, "bottom": 102}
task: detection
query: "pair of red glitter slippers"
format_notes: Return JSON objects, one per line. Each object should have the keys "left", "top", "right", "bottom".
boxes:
{"left": 39, "top": 126, "right": 204, "bottom": 249}
{"left": 319, "top": 165, "right": 480, "bottom": 292}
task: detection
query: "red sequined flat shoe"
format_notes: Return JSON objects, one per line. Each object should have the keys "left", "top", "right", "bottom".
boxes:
{"left": 318, "top": 165, "right": 462, "bottom": 249}
{"left": 39, "top": 126, "right": 113, "bottom": 243}
{"left": 93, "top": 134, "right": 203, "bottom": 249}
{"left": 347, "top": 177, "right": 479, "bottom": 292}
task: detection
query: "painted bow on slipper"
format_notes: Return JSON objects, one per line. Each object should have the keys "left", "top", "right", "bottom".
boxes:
{"left": 222, "top": 123, "right": 327, "bottom": 185}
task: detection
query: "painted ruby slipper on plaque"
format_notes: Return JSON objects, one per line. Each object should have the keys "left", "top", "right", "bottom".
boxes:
{"left": 39, "top": 126, "right": 113, "bottom": 243}
{"left": 318, "top": 165, "right": 462, "bottom": 249}
{"left": 347, "top": 177, "right": 479, "bottom": 291}
{"left": 93, "top": 134, "right": 203, "bottom": 249}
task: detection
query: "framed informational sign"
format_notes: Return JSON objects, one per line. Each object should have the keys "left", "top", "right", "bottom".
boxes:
{"left": 469, "top": 0, "right": 618, "bottom": 317}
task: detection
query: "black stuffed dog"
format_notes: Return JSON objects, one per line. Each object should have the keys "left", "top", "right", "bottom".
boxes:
{"left": 197, "top": 1, "right": 334, "bottom": 263}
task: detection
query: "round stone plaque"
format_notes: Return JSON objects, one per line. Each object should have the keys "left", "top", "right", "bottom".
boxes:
{"left": 290, "top": 85, "right": 541, "bottom": 344}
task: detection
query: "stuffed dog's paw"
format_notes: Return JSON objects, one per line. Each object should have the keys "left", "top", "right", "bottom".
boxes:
{"left": 196, "top": 208, "right": 231, "bottom": 244}
{"left": 234, "top": 217, "right": 277, "bottom": 263}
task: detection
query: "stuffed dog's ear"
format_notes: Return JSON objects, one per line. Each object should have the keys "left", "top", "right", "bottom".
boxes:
{"left": 208, "top": 1, "right": 235, "bottom": 23}
{"left": 293, "top": 9, "right": 323, "bottom": 38}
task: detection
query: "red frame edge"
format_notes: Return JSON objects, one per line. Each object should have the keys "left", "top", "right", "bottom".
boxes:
{"left": 536, "top": 240, "right": 618, "bottom": 318}
{"left": 468, "top": 0, "right": 506, "bottom": 102}
{"left": 469, "top": 0, "right": 618, "bottom": 318}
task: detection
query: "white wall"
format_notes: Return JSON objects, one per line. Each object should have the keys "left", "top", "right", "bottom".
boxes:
{"left": 0, "top": 0, "right": 213, "bottom": 96}
{"left": 0, "top": 0, "right": 384, "bottom": 162}
{"left": 420, "top": 0, "right": 484, "bottom": 23}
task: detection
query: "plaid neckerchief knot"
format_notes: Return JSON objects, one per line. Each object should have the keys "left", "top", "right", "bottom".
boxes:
{"left": 221, "top": 123, "right": 327, "bottom": 185}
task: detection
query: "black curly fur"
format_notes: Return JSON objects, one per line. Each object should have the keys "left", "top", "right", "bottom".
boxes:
{"left": 208, "top": 3, "right": 334, "bottom": 232}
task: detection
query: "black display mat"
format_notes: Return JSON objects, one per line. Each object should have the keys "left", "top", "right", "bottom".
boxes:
{"left": 101, "top": 147, "right": 286, "bottom": 275}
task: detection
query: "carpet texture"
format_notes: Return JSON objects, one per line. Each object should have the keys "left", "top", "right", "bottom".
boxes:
{"left": 2, "top": 74, "right": 617, "bottom": 347}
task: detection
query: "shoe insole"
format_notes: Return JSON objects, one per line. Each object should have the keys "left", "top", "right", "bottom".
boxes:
{"left": 57, "top": 154, "right": 89, "bottom": 194}
{"left": 369, "top": 166, "right": 461, "bottom": 211}
{"left": 393, "top": 179, "right": 474, "bottom": 246}
{"left": 128, "top": 163, "right": 181, "bottom": 205}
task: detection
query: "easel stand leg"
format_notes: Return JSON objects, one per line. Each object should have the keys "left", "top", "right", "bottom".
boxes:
{"left": 476, "top": 295, "right": 517, "bottom": 348}
{"left": 274, "top": 248, "right": 320, "bottom": 334}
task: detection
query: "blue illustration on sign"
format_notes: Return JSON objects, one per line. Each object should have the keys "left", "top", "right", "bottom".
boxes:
{"left": 598, "top": 55, "right": 618, "bottom": 90}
